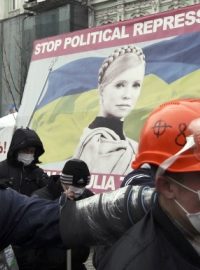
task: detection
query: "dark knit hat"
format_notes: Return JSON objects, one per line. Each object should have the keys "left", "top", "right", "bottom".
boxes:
{"left": 60, "top": 159, "right": 91, "bottom": 187}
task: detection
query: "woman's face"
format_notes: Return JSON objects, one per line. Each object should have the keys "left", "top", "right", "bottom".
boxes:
{"left": 99, "top": 63, "right": 144, "bottom": 120}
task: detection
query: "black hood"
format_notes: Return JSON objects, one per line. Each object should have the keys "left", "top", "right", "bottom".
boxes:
{"left": 7, "top": 128, "right": 45, "bottom": 164}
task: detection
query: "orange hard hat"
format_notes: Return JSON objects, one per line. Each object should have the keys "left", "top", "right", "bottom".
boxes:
{"left": 132, "top": 99, "right": 200, "bottom": 173}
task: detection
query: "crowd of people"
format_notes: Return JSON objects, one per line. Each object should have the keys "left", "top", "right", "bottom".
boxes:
{"left": 1, "top": 98, "right": 200, "bottom": 270}
{"left": 1, "top": 44, "right": 200, "bottom": 270}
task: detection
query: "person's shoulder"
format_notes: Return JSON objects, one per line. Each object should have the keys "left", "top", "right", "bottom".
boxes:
{"left": 29, "top": 164, "right": 46, "bottom": 175}
{"left": 0, "top": 159, "right": 8, "bottom": 169}
{"left": 0, "top": 161, "right": 9, "bottom": 178}
{"left": 121, "top": 167, "right": 155, "bottom": 187}
{"left": 29, "top": 163, "right": 42, "bottom": 170}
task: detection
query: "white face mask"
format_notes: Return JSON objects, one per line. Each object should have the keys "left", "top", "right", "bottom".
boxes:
{"left": 68, "top": 186, "right": 85, "bottom": 199}
{"left": 175, "top": 199, "right": 200, "bottom": 233}
{"left": 17, "top": 153, "right": 34, "bottom": 166}
{"left": 169, "top": 176, "right": 200, "bottom": 233}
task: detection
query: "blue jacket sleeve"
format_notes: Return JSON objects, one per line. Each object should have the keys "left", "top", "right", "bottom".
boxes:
{"left": 120, "top": 168, "right": 155, "bottom": 187}
{"left": 0, "top": 188, "right": 62, "bottom": 250}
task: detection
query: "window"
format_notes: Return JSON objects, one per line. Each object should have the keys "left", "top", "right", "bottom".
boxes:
{"left": 9, "top": 0, "right": 17, "bottom": 11}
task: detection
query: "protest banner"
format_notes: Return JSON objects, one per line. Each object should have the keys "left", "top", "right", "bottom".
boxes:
{"left": 17, "top": 4, "right": 200, "bottom": 193}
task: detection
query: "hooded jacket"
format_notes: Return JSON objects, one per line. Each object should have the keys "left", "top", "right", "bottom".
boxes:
{"left": 0, "top": 128, "right": 48, "bottom": 196}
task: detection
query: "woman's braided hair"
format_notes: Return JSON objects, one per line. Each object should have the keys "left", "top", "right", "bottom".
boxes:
{"left": 98, "top": 45, "right": 145, "bottom": 85}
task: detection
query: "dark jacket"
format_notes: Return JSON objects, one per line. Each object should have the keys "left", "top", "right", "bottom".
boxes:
{"left": 0, "top": 186, "right": 61, "bottom": 251}
{"left": 0, "top": 128, "right": 49, "bottom": 196}
{"left": 98, "top": 197, "right": 200, "bottom": 270}
{"left": 25, "top": 176, "right": 94, "bottom": 270}
{"left": 93, "top": 167, "right": 155, "bottom": 268}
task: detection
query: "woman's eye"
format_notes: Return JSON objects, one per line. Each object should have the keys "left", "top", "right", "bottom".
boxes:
{"left": 133, "top": 81, "right": 141, "bottom": 88}
{"left": 115, "top": 81, "right": 125, "bottom": 88}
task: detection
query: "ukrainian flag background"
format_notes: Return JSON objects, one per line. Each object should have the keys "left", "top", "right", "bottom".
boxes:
{"left": 31, "top": 31, "right": 200, "bottom": 164}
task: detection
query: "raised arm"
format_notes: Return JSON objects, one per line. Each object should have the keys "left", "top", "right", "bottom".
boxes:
{"left": 0, "top": 187, "right": 62, "bottom": 250}
{"left": 60, "top": 185, "right": 155, "bottom": 248}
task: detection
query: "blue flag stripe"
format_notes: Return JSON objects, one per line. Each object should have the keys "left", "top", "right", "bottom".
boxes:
{"left": 37, "top": 31, "right": 200, "bottom": 109}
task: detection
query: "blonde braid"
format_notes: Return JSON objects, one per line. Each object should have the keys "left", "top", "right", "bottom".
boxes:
{"left": 98, "top": 45, "right": 145, "bottom": 85}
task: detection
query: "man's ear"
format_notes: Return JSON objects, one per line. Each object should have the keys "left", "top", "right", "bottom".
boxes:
{"left": 156, "top": 176, "right": 176, "bottom": 199}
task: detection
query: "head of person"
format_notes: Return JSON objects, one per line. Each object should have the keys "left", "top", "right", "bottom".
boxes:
{"left": 132, "top": 99, "right": 200, "bottom": 236}
{"left": 60, "top": 158, "right": 91, "bottom": 199}
{"left": 7, "top": 127, "right": 45, "bottom": 166}
{"left": 98, "top": 45, "right": 145, "bottom": 121}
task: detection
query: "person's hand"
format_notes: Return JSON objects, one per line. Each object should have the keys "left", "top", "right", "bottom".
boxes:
{"left": 61, "top": 183, "right": 85, "bottom": 200}
{"left": 64, "top": 189, "right": 75, "bottom": 200}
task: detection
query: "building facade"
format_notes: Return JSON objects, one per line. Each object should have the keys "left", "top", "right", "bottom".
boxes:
{"left": 0, "top": 0, "right": 88, "bottom": 115}
{"left": 89, "top": 0, "right": 200, "bottom": 27}
{"left": 2, "top": 1, "right": 200, "bottom": 24}
{"left": 0, "top": 0, "right": 25, "bottom": 20}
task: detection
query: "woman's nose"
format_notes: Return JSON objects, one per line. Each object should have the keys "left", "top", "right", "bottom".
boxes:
{"left": 122, "top": 85, "right": 132, "bottom": 98}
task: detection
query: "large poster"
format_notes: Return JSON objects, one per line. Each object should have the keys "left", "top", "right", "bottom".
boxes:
{"left": 17, "top": 4, "right": 200, "bottom": 193}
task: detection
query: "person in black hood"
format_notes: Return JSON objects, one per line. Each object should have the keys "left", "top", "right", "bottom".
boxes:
{"left": 0, "top": 127, "right": 49, "bottom": 196}
{"left": 0, "top": 127, "right": 50, "bottom": 270}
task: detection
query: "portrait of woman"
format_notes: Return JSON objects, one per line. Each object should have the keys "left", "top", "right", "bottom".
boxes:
{"left": 73, "top": 45, "right": 146, "bottom": 175}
